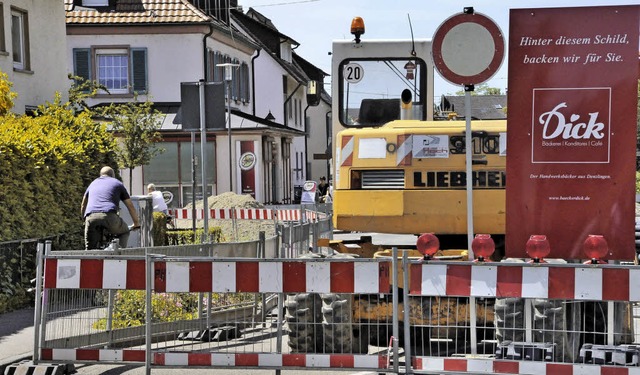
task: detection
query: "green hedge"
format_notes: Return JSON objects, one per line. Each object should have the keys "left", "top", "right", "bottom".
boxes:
{"left": 166, "top": 227, "right": 224, "bottom": 245}
{"left": 0, "top": 240, "right": 37, "bottom": 314}
{"left": 0, "top": 76, "right": 117, "bottom": 313}
{"left": 92, "top": 290, "right": 255, "bottom": 329}
{"left": 152, "top": 212, "right": 224, "bottom": 246}
{"left": 0, "top": 95, "right": 118, "bottom": 242}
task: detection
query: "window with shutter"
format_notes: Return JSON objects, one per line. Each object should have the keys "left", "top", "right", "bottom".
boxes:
{"left": 214, "top": 51, "right": 223, "bottom": 82}
{"left": 73, "top": 48, "right": 91, "bottom": 82}
{"left": 131, "top": 48, "right": 147, "bottom": 94}
{"left": 240, "top": 62, "right": 250, "bottom": 103}
{"left": 74, "top": 45, "right": 147, "bottom": 96}
{"left": 232, "top": 58, "right": 239, "bottom": 100}
{"left": 206, "top": 49, "right": 214, "bottom": 81}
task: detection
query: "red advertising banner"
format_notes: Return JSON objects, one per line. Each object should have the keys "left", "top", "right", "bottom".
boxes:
{"left": 506, "top": 5, "right": 639, "bottom": 260}
{"left": 239, "top": 140, "right": 257, "bottom": 198}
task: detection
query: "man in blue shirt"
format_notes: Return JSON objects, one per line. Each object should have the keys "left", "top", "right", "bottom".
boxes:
{"left": 81, "top": 166, "right": 140, "bottom": 249}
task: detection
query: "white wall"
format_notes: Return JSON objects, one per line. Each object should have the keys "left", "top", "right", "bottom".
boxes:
{"left": 66, "top": 33, "right": 204, "bottom": 105}
{"left": 307, "top": 98, "right": 332, "bottom": 181}
{"left": 0, "top": 0, "right": 69, "bottom": 113}
{"left": 253, "top": 55, "right": 284, "bottom": 121}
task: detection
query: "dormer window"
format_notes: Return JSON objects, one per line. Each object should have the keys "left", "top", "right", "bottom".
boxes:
{"left": 83, "top": 0, "right": 108, "bottom": 6}
{"left": 280, "top": 42, "right": 292, "bottom": 63}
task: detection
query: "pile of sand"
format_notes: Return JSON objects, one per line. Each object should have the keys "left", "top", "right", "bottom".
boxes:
{"left": 176, "top": 192, "right": 276, "bottom": 242}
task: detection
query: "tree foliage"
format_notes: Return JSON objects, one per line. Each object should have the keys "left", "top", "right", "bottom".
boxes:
{"left": 95, "top": 96, "right": 164, "bottom": 192}
{"left": 68, "top": 73, "right": 108, "bottom": 113}
{"left": 0, "top": 70, "right": 16, "bottom": 115}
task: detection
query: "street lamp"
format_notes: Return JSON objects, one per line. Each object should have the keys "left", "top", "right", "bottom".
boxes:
{"left": 217, "top": 62, "right": 239, "bottom": 193}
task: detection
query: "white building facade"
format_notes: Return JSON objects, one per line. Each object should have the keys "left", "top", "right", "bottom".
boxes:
{"left": 0, "top": 0, "right": 68, "bottom": 114}
{"left": 65, "top": 0, "right": 328, "bottom": 207}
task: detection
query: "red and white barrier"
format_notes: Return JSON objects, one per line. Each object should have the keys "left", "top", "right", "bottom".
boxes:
{"left": 409, "top": 263, "right": 640, "bottom": 302}
{"left": 168, "top": 208, "right": 268, "bottom": 220}
{"left": 44, "top": 259, "right": 146, "bottom": 290}
{"left": 43, "top": 258, "right": 390, "bottom": 294}
{"left": 155, "top": 260, "right": 389, "bottom": 293}
{"left": 413, "top": 356, "right": 640, "bottom": 375}
{"left": 235, "top": 208, "right": 273, "bottom": 220}
{"left": 154, "top": 352, "right": 386, "bottom": 369}
{"left": 340, "top": 135, "right": 354, "bottom": 167}
{"left": 41, "top": 348, "right": 145, "bottom": 362}
{"left": 276, "top": 209, "right": 301, "bottom": 221}
{"left": 40, "top": 348, "right": 386, "bottom": 369}
{"left": 45, "top": 259, "right": 640, "bottom": 301}
{"left": 168, "top": 208, "right": 324, "bottom": 222}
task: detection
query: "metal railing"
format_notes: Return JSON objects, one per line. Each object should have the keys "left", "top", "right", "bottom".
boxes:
{"left": 31, "top": 214, "right": 640, "bottom": 374}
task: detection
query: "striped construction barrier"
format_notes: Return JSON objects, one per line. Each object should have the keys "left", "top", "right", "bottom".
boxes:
{"left": 167, "top": 208, "right": 326, "bottom": 222}
{"left": 40, "top": 349, "right": 386, "bottom": 369}
{"left": 45, "top": 258, "right": 640, "bottom": 301}
{"left": 412, "top": 356, "right": 640, "bottom": 374}
{"left": 409, "top": 262, "right": 640, "bottom": 302}
{"left": 44, "top": 259, "right": 146, "bottom": 290}
{"left": 168, "top": 208, "right": 270, "bottom": 220}
{"left": 41, "top": 348, "right": 145, "bottom": 362}
{"left": 154, "top": 352, "right": 387, "bottom": 369}
{"left": 44, "top": 258, "right": 390, "bottom": 294}
{"left": 276, "top": 209, "right": 301, "bottom": 221}
{"left": 41, "top": 248, "right": 640, "bottom": 374}
{"left": 274, "top": 209, "right": 324, "bottom": 221}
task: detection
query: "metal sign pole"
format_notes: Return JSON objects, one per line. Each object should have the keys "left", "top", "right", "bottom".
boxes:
{"left": 199, "top": 81, "right": 209, "bottom": 240}
{"left": 465, "top": 88, "right": 474, "bottom": 259}
{"left": 431, "top": 8, "right": 504, "bottom": 260}
{"left": 191, "top": 131, "right": 197, "bottom": 233}
{"left": 227, "top": 79, "right": 233, "bottom": 193}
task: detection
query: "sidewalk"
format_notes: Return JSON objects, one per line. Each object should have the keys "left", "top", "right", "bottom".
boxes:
{"left": 0, "top": 307, "right": 35, "bottom": 371}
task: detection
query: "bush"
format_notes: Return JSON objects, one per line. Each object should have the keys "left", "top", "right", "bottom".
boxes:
{"left": 151, "top": 212, "right": 168, "bottom": 246}
{"left": 0, "top": 91, "right": 118, "bottom": 242}
{"left": 0, "top": 72, "right": 117, "bottom": 312}
{"left": 92, "top": 290, "right": 256, "bottom": 329}
{"left": 93, "top": 291, "right": 198, "bottom": 329}
{"left": 167, "top": 227, "right": 224, "bottom": 245}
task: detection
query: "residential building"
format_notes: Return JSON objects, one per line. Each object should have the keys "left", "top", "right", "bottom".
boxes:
{"left": 294, "top": 53, "right": 331, "bottom": 182}
{"left": 439, "top": 94, "right": 507, "bottom": 120}
{"left": 0, "top": 0, "right": 68, "bottom": 114}
{"left": 65, "top": 0, "right": 328, "bottom": 207}
{"left": 231, "top": 7, "right": 330, "bottom": 199}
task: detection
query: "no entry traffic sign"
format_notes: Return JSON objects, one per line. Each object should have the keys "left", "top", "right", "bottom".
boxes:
{"left": 432, "top": 9, "right": 505, "bottom": 86}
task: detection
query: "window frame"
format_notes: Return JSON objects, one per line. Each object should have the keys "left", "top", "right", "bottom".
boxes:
{"left": 231, "top": 57, "right": 239, "bottom": 101}
{"left": 82, "top": 0, "right": 109, "bottom": 6}
{"left": 240, "top": 62, "right": 250, "bottom": 103}
{"left": 0, "top": 4, "right": 6, "bottom": 54}
{"left": 95, "top": 47, "right": 130, "bottom": 94}
{"left": 208, "top": 50, "right": 250, "bottom": 104}
{"left": 10, "top": 7, "right": 28, "bottom": 71}
{"left": 73, "top": 45, "right": 148, "bottom": 96}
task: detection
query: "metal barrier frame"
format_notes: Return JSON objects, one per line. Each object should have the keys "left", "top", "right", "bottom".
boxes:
{"left": 32, "top": 213, "right": 640, "bottom": 374}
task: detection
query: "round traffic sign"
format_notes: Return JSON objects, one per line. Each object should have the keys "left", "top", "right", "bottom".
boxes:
{"left": 432, "top": 11, "right": 504, "bottom": 86}
{"left": 343, "top": 62, "right": 364, "bottom": 84}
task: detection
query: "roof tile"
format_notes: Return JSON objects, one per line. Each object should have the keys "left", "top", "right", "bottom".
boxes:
{"left": 64, "top": 0, "right": 210, "bottom": 24}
